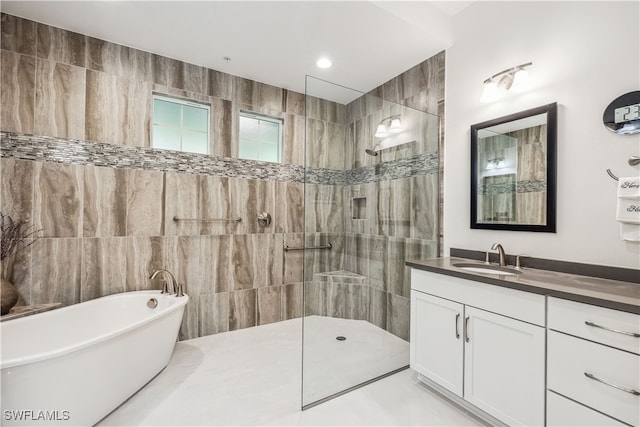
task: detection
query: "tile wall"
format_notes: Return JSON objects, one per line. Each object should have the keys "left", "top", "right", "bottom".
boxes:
{"left": 0, "top": 12, "right": 445, "bottom": 342}
{"left": 0, "top": 13, "right": 335, "bottom": 339}
{"left": 303, "top": 53, "right": 445, "bottom": 341}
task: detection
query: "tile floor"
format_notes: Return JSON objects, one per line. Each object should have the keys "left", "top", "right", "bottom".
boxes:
{"left": 99, "top": 317, "right": 482, "bottom": 426}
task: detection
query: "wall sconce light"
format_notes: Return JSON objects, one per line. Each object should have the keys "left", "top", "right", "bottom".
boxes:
{"left": 480, "top": 62, "right": 532, "bottom": 103}
{"left": 374, "top": 115, "right": 402, "bottom": 138}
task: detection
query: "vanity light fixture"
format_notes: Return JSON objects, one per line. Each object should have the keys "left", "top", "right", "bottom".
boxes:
{"left": 480, "top": 62, "right": 532, "bottom": 103}
{"left": 486, "top": 157, "right": 505, "bottom": 170}
{"left": 374, "top": 115, "right": 402, "bottom": 138}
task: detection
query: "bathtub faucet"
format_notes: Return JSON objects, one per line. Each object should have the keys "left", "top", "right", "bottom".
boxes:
{"left": 149, "top": 269, "right": 179, "bottom": 295}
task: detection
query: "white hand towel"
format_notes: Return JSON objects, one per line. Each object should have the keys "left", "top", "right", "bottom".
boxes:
{"left": 616, "top": 198, "right": 640, "bottom": 223}
{"left": 620, "top": 223, "right": 640, "bottom": 242}
{"left": 617, "top": 176, "right": 640, "bottom": 198}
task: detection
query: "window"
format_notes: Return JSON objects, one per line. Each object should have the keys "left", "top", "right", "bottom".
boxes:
{"left": 152, "top": 94, "right": 210, "bottom": 154}
{"left": 239, "top": 111, "right": 283, "bottom": 163}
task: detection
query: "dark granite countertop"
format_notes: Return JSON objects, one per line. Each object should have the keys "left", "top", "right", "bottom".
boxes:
{"left": 407, "top": 257, "right": 640, "bottom": 315}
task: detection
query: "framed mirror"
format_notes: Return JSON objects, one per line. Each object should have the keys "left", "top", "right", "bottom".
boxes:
{"left": 471, "top": 103, "right": 557, "bottom": 232}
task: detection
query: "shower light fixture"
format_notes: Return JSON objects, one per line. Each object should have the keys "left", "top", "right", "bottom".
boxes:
{"left": 480, "top": 62, "right": 532, "bottom": 103}
{"left": 374, "top": 115, "right": 402, "bottom": 138}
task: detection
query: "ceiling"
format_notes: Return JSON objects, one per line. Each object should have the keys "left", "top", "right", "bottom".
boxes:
{"left": 1, "top": 1, "right": 472, "bottom": 103}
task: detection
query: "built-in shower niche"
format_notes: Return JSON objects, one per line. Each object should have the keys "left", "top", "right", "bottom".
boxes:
{"left": 351, "top": 197, "right": 367, "bottom": 220}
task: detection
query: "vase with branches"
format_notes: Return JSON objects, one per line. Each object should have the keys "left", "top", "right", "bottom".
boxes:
{"left": 1, "top": 211, "right": 41, "bottom": 315}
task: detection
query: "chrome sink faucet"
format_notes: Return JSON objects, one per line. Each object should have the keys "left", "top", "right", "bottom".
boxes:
{"left": 491, "top": 243, "right": 507, "bottom": 266}
{"left": 149, "top": 269, "right": 178, "bottom": 295}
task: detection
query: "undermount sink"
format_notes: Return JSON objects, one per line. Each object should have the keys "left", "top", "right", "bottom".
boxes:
{"left": 453, "top": 262, "right": 522, "bottom": 276}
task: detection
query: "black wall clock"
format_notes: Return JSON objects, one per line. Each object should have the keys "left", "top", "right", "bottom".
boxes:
{"left": 603, "top": 91, "right": 640, "bottom": 135}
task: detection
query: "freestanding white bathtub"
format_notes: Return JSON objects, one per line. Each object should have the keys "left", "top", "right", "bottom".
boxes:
{"left": 1, "top": 291, "right": 188, "bottom": 426}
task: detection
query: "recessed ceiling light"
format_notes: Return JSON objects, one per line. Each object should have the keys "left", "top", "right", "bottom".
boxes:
{"left": 316, "top": 57, "right": 332, "bottom": 69}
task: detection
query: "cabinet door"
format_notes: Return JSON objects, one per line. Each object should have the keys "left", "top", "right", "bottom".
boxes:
{"left": 464, "top": 306, "right": 545, "bottom": 426}
{"left": 410, "top": 290, "right": 464, "bottom": 397}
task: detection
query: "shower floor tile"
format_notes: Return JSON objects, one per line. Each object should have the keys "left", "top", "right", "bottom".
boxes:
{"left": 99, "top": 317, "right": 482, "bottom": 426}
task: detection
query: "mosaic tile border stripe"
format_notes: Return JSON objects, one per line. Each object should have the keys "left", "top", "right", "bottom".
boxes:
{"left": 1, "top": 131, "right": 438, "bottom": 186}
{"left": 478, "top": 180, "right": 547, "bottom": 195}
{"left": 0, "top": 131, "right": 305, "bottom": 182}
{"left": 306, "top": 152, "right": 439, "bottom": 186}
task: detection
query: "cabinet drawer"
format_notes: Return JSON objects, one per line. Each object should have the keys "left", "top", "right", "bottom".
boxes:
{"left": 411, "top": 269, "right": 545, "bottom": 326}
{"left": 548, "top": 331, "right": 640, "bottom": 426}
{"left": 548, "top": 297, "right": 640, "bottom": 354}
{"left": 547, "top": 391, "right": 627, "bottom": 427}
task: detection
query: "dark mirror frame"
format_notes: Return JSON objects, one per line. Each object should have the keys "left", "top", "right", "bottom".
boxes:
{"left": 470, "top": 102, "right": 557, "bottom": 232}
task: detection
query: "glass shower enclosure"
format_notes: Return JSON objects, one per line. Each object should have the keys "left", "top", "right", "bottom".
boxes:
{"left": 302, "top": 76, "right": 440, "bottom": 408}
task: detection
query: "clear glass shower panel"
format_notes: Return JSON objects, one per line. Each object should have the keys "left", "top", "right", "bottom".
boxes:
{"left": 303, "top": 76, "right": 440, "bottom": 408}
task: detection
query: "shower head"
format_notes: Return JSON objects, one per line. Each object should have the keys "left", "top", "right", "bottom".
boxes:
{"left": 365, "top": 142, "right": 382, "bottom": 156}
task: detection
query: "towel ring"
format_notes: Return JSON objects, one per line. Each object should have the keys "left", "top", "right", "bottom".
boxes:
{"left": 606, "top": 169, "right": 619, "bottom": 181}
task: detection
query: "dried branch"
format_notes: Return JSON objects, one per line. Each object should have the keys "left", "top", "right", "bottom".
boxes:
{"left": 0, "top": 212, "right": 42, "bottom": 261}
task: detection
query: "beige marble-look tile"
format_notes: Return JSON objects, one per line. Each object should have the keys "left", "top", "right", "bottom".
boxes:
{"left": 257, "top": 285, "right": 282, "bottom": 326}
{"left": 182, "top": 62, "right": 207, "bottom": 94}
{"left": 152, "top": 54, "right": 207, "bottom": 92}
{"left": 0, "top": 158, "right": 34, "bottom": 222}
{"left": 229, "top": 234, "right": 283, "bottom": 290}
{"left": 179, "top": 301, "right": 199, "bottom": 341}
{"left": 87, "top": 38, "right": 154, "bottom": 82}
{"left": 125, "top": 236, "right": 167, "bottom": 291}
{"left": 166, "top": 236, "right": 202, "bottom": 297}
{"left": 227, "top": 177, "right": 276, "bottom": 235}
{"left": 387, "top": 293, "right": 410, "bottom": 341}
{"left": 283, "top": 89, "right": 305, "bottom": 116}
{"left": 303, "top": 280, "right": 326, "bottom": 317}
{"left": 233, "top": 76, "right": 283, "bottom": 112}
{"left": 410, "top": 174, "right": 438, "bottom": 240}
{"left": 36, "top": 23, "right": 86, "bottom": 67}
{"left": 152, "top": 54, "right": 182, "bottom": 88}
{"left": 206, "top": 68, "right": 233, "bottom": 101}
{"left": 86, "top": 37, "right": 129, "bottom": 76}
{"left": 305, "top": 95, "right": 346, "bottom": 124}
{"left": 85, "top": 70, "right": 151, "bottom": 147}
{"left": 199, "top": 235, "right": 232, "bottom": 294}
{"left": 35, "top": 59, "right": 86, "bottom": 139}
{"left": 198, "top": 292, "right": 229, "bottom": 336}
{"left": 81, "top": 237, "right": 127, "bottom": 301}
{"left": 210, "top": 98, "right": 233, "bottom": 158}
{"left": 283, "top": 114, "right": 305, "bottom": 166}
{"left": 384, "top": 237, "right": 414, "bottom": 299}
{"left": 326, "top": 281, "right": 369, "bottom": 321}
{"left": 125, "top": 169, "right": 164, "bottom": 236}
{"left": 282, "top": 282, "right": 302, "bottom": 320}
{"left": 376, "top": 179, "right": 412, "bottom": 238}
{"left": 516, "top": 192, "right": 546, "bottom": 225}
{"left": 198, "top": 175, "right": 236, "bottom": 235}
{"left": 83, "top": 165, "right": 127, "bottom": 237}
{"left": 0, "top": 13, "right": 36, "bottom": 56}
{"left": 1, "top": 50, "right": 35, "bottom": 134}
{"left": 30, "top": 237, "right": 82, "bottom": 306}
{"left": 164, "top": 172, "right": 199, "bottom": 236}
{"left": 305, "top": 118, "right": 346, "bottom": 170}
{"left": 229, "top": 288, "right": 256, "bottom": 331}
{"left": 304, "top": 184, "right": 344, "bottom": 234}
{"left": 33, "top": 161, "right": 83, "bottom": 238}
{"left": 369, "top": 288, "right": 388, "bottom": 330}
{"left": 282, "top": 233, "right": 303, "bottom": 285}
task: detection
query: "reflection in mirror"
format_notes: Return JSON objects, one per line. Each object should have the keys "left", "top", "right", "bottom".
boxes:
{"left": 471, "top": 103, "right": 557, "bottom": 232}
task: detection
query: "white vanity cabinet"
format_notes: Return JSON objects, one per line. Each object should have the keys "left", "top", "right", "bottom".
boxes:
{"left": 410, "top": 269, "right": 546, "bottom": 426}
{"left": 547, "top": 297, "right": 640, "bottom": 427}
